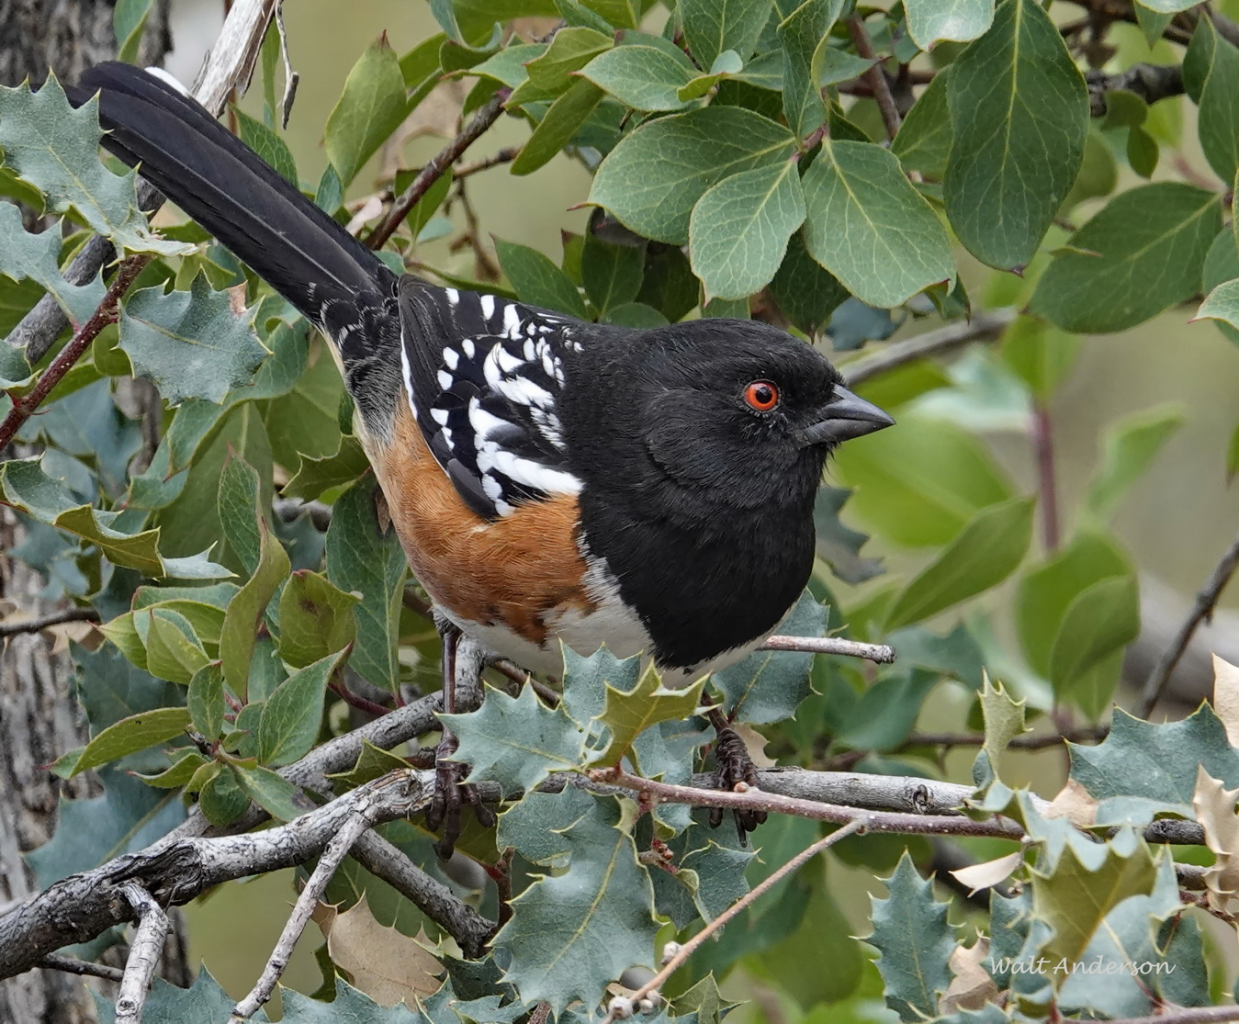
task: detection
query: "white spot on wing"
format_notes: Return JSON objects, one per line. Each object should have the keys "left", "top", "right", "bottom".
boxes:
{"left": 145, "top": 67, "right": 190, "bottom": 96}
{"left": 437, "top": 370, "right": 452, "bottom": 390}
{"left": 502, "top": 303, "right": 521, "bottom": 338}
{"left": 431, "top": 408, "right": 449, "bottom": 425}
{"left": 443, "top": 347, "right": 459, "bottom": 370}
{"left": 462, "top": 339, "right": 476, "bottom": 359}
{"left": 399, "top": 340, "right": 419, "bottom": 420}
{"left": 444, "top": 288, "right": 460, "bottom": 305}
{"left": 480, "top": 294, "right": 495, "bottom": 319}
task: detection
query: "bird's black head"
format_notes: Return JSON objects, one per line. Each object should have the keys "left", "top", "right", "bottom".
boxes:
{"left": 571, "top": 318, "right": 892, "bottom": 519}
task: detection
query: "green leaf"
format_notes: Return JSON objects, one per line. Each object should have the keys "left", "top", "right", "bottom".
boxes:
{"left": 814, "top": 485, "right": 883, "bottom": 585}
{"left": 678, "top": 52, "right": 744, "bottom": 101}
{"left": 219, "top": 519, "right": 290, "bottom": 700}
{"left": 120, "top": 275, "right": 269, "bottom": 405}
{"left": 493, "top": 796, "right": 656, "bottom": 1014}
{"left": 494, "top": 237, "right": 589, "bottom": 317}
{"left": 832, "top": 415, "right": 1014, "bottom": 547}
{"left": 944, "top": 0, "right": 1088, "bottom": 270}
{"left": 713, "top": 591, "right": 828, "bottom": 724}
{"left": 199, "top": 764, "right": 249, "bottom": 826}
{"left": 884, "top": 496, "right": 1035, "bottom": 630}
{"left": 1071, "top": 704, "right": 1239, "bottom": 824}
{"left": 70, "top": 708, "right": 191, "bottom": 777}
{"left": 833, "top": 668, "right": 940, "bottom": 752}
{"left": 1048, "top": 575, "right": 1139, "bottom": 701}
{"left": 233, "top": 108, "right": 298, "bottom": 186}
{"left": 769, "top": 230, "right": 848, "bottom": 334}
{"left": 187, "top": 662, "right": 225, "bottom": 742}
{"left": 1191, "top": 18, "right": 1239, "bottom": 184}
{"left": 145, "top": 608, "right": 210, "bottom": 684}
{"left": 866, "top": 851, "right": 956, "bottom": 1022}
{"left": 0, "top": 77, "right": 192, "bottom": 256}
{"left": 511, "top": 78, "right": 606, "bottom": 176}
{"left": 681, "top": 0, "right": 771, "bottom": 67}
{"left": 1015, "top": 530, "right": 1132, "bottom": 679}
{"left": 284, "top": 435, "right": 370, "bottom": 501}
{"left": 470, "top": 42, "right": 547, "bottom": 89}
{"left": 581, "top": 233, "right": 644, "bottom": 313}
{"left": 1000, "top": 315, "right": 1081, "bottom": 401}
{"left": 1135, "top": 4, "right": 1176, "bottom": 47}
{"left": 778, "top": 0, "right": 842, "bottom": 139}
{"left": 217, "top": 454, "right": 264, "bottom": 577}
{"left": 1195, "top": 276, "right": 1239, "bottom": 332}
{"left": 134, "top": 750, "right": 209, "bottom": 789}
{"left": 689, "top": 160, "right": 805, "bottom": 301}
{"left": 1229, "top": 418, "right": 1239, "bottom": 481}
{"left": 329, "top": 738, "right": 412, "bottom": 789}
{"left": 325, "top": 480, "right": 405, "bottom": 693}
{"left": 1083, "top": 403, "right": 1185, "bottom": 522}
{"left": 589, "top": 106, "right": 796, "bottom": 244}
{"left": 589, "top": 664, "right": 705, "bottom": 768}
{"left": 977, "top": 674, "right": 1027, "bottom": 786}
{"left": 257, "top": 648, "right": 347, "bottom": 767}
{"left": 892, "top": 65, "right": 954, "bottom": 180}
{"left": 277, "top": 569, "right": 359, "bottom": 668}
{"left": 279, "top": 977, "right": 426, "bottom": 1023}
{"left": 231, "top": 764, "right": 314, "bottom": 821}
{"left": 905, "top": 0, "right": 994, "bottom": 48}
{"left": 0, "top": 201, "right": 105, "bottom": 326}
{"left": 561, "top": 644, "right": 640, "bottom": 727}
{"left": 578, "top": 45, "right": 696, "bottom": 111}
{"left": 442, "top": 684, "right": 587, "bottom": 797}
{"left": 508, "top": 26, "right": 612, "bottom": 105}
{"left": 1029, "top": 182, "right": 1221, "bottom": 333}
{"left": 324, "top": 34, "right": 410, "bottom": 185}
{"left": 801, "top": 140, "right": 955, "bottom": 308}
{"left": 114, "top": 0, "right": 154, "bottom": 62}
{"left": 72, "top": 642, "right": 183, "bottom": 737}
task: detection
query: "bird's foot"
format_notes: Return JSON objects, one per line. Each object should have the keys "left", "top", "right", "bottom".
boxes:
{"left": 425, "top": 731, "right": 495, "bottom": 860}
{"left": 707, "top": 722, "right": 767, "bottom": 846}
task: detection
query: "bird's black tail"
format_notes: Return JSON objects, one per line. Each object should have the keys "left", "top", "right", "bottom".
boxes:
{"left": 73, "top": 62, "right": 397, "bottom": 328}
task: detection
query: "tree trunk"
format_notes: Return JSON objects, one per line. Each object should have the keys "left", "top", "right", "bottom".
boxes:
{"left": 0, "top": 3, "right": 184, "bottom": 1020}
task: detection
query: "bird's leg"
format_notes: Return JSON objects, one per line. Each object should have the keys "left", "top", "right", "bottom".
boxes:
{"left": 426, "top": 621, "right": 495, "bottom": 858}
{"left": 705, "top": 706, "right": 767, "bottom": 845}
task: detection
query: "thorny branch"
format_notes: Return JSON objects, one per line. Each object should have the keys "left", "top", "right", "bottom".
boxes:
{"left": 114, "top": 882, "right": 167, "bottom": 1024}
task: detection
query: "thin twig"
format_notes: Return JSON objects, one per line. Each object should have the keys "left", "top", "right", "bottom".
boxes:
{"left": 902, "top": 724, "right": 1109, "bottom": 751}
{"left": 273, "top": 0, "right": 299, "bottom": 128}
{"left": 842, "top": 309, "right": 1017, "bottom": 387}
{"left": 368, "top": 90, "right": 509, "bottom": 251}
{"left": 760, "top": 634, "right": 895, "bottom": 663}
{"left": 115, "top": 882, "right": 168, "bottom": 1024}
{"left": 846, "top": 16, "right": 901, "bottom": 140}
{"left": 603, "top": 819, "right": 865, "bottom": 1022}
{"left": 1139, "top": 531, "right": 1239, "bottom": 718}
{"left": 454, "top": 146, "right": 521, "bottom": 179}
{"left": 230, "top": 785, "right": 391, "bottom": 1019}
{"left": 37, "top": 953, "right": 125, "bottom": 982}
{"left": 1032, "top": 401, "right": 1059, "bottom": 552}
{"left": 1084, "top": 63, "right": 1184, "bottom": 118}
{"left": 1099, "top": 1007, "right": 1239, "bottom": 1024}
{"left": 0, "top": 256, "right": 151, "bottom": 452}
{"left": 591, "top": 767, "right": 1026, "bottom": 840}
{"left": 0, "top": 606, "right": 100, "bottom": 638}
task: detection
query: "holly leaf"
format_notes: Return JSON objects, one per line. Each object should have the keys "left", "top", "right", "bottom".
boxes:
{"left": 866, "top": 851, "right": 956, "bottom": 1021}
{"left": 589, "top": 663, "right": 705, "bottom": 769}
{"left": 444, "top": 685, "right": 586, "bottom": 797}
{"left": 814, "top": 485, "right": 883, "bottom": 585}
{"left": 93, "top": 966, "right": 268, "bottom": 1024}
{"left": 0, "top": 201, "right": 105, "bottom": 327}
{"left": 1070, "top": 704, "right": 1239, "bottom": 824}
{"left": 119, "top": 275, "right": 269, "bottom": 406}
{"left": 493, "top": 797, "right": 656, "bottom": 1015}
{"left": 712, "top": 590, "right": 828, "bottom": 724}
{"left": 0, "top": 76, "right": 192, "bottom": 256}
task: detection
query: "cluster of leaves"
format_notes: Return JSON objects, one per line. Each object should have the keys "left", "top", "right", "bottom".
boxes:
{"left": 3, "top": 0, "right": 1239, "bottom": 1020}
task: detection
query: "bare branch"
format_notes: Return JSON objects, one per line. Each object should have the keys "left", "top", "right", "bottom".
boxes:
{"left": 902, "top": 724, "right": 1109, "bottom": 751}
{"left": 842, "top": 309, "right": 1017, "bottom": 387}
{"left": 0, "top": 606, "right": 99, "bottom": 638}
{"left": 846, "top": 16, "right": 901, "bottom": 140}
{"left": 1085, "top": 63, "right": 1184, "bottom": 117}
{"left": 454, "top": 146, "right": 522, "bottom": 179}
{"left": 368, "top": 90, "right": 510, "bottom": 251}
{"left": 230, "top": 799, "right": 376, "bottom": 1019}
{"left": 272, "top": 0, "right": 299, "bottom": 129}
{"left": 760, "top": 634, "right": 895, "bottom": 663}
{"left": 114, "top": 883, "right": 167, "bottom": 1024}
{"left": 0, "top": 771, "right": 437, "bottom": 981}
{"left": 604, "top": 819, "right": 865, "bottom": 1023}
{"left": 36, "top": 954, "right": 125, "bottom": 982}
{"left": 1101, "top": 1007, "right": 1239, "bottom": 1024}
{"left": 349, "top": 831, "right": 494, "bottom": 958}
{"left": 1139, "top": 530, "right": 1239, "bottom": 718}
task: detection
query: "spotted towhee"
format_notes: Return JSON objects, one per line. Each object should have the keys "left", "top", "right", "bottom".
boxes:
{"left": 74, "top": 63, "right": 893, "bottom": 839}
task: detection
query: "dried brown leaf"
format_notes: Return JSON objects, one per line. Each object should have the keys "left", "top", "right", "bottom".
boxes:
{"left": 1192, "top": 765, "right": 1239, "bottom": 919}
{"left": 1044, "top": 777, "right": 1099, "bottom": 827}
{"left": 1214, "top": 653, "right": 1239, "bottom": 748}
{"left": 949, "top": 852, "right": 1022, "bottom": 896}
{"left": 318, "top": 895, "right": 441, "bottom": 1005}
{"left": 942, "top": 936, "right": 997, "bottom": 1014}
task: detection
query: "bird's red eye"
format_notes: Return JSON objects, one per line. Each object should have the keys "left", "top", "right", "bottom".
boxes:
{"left": 744, "top": 380, "right": 779, "bottom": 411}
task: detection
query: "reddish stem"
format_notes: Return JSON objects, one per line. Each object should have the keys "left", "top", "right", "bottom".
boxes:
{"left": 1032, "top": 400, "right": 1060, "bottom": 552}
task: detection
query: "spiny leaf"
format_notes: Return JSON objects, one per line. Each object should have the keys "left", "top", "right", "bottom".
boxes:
{"left": 0, "top": 200, "right": 105, "bottom": 328}
{"left": 119, "top": 275, "right": 269, "bottom": 406}
{"left": 866, "top": 851, "right": 956, "bottom": 1021}
{"left": 444, "top": 685, "right": 587, "bottom": 797}
{"left": 589, "top": 664, "right": 705, "bottom": 769}
{"left": 0, "top": 76, "right": 192, "bottom": 256}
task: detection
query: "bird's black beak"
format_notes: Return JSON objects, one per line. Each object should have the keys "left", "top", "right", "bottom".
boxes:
{"left": 798, "top": 386, "right": 894, "bottom": 447}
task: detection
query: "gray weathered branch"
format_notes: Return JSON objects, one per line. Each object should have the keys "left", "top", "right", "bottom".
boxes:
{"left": 114, "top": 882, "right": 167, "bottom": 1024}
{"left": 843, "top": 309, "right": 1017, "bottom": 387}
